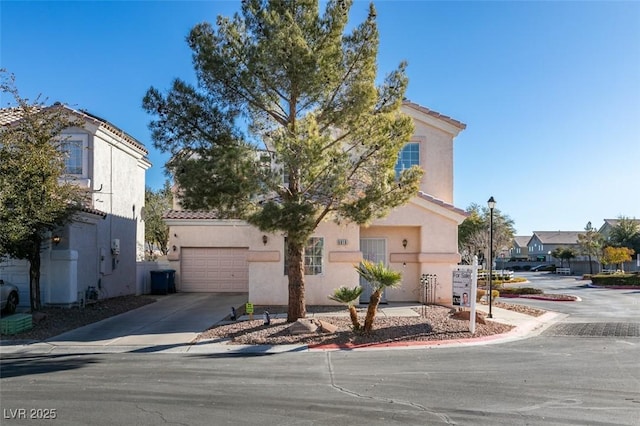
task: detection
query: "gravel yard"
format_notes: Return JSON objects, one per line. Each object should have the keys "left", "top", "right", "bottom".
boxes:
{"left": 197, "top": 302, "right": 546, "bottom": 347}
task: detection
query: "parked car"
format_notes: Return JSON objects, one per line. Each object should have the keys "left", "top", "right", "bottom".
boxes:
{"left": 530, "top": 264, "right": 556, "bottom": 272}
{"left": 1, "top": 279, "right": 19, "bottom": 314}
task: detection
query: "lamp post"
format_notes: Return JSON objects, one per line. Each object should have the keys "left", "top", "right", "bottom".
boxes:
{"left": 487, "top": 196, "right": 496, "bottom": 318}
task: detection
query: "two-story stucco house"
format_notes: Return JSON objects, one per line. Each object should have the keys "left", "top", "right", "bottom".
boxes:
{"left": 163, "top": 101, "right": 467, "bottom": 306}
{"left": 0, "top": 105, "right": 151, "bottom": 308}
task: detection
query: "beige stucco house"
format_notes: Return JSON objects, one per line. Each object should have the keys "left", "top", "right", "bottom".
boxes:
{"left": 163, "top": 101, "right": 467, "bottom": 306}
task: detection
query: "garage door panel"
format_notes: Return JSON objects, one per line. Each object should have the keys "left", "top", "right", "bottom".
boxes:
{"left": 181, "top": 248, "right": 249, "bottom": 292}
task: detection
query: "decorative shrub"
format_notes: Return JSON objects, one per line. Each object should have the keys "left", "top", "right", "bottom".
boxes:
{"left": 500, "top": 287, "right": 544, "bottom": 295}
{"left": 591, "top": 274, "right": 640, "bottom": 287}
{"left": 491, "top": 289, "right": 500, "bottom": 300}
{"left": 476, "top": 289, "right": 486, "bottom": 302}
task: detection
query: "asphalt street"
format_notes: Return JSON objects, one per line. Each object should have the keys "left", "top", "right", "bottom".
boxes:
{"left": 1, "top": 273, "right": 639, "bottom": 426}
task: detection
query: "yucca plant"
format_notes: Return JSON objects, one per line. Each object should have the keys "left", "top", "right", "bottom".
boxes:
{"left": 328, "top": 286, "right": 364, "bottom": 331}
{"left": 355, "top": 260, "right": 403, "bottom": 332}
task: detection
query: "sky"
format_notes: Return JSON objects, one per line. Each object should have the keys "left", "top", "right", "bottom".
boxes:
{"left": 1, "top": 0, "right": 638, "bottom": 235}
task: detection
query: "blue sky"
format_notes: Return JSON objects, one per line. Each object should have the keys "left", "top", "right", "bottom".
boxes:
{"left": 2, "top": 0, "right": 638, "bottom": 235}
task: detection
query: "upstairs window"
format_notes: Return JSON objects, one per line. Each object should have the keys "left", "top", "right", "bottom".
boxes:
{"left": 60, "top": 134, "right": 88, "bottom": 177}
{"left": 284, "top": 237, "right": 324, "bottom": 275}
{"left": 395, "top": 142, "right": 420, "bottom": 178}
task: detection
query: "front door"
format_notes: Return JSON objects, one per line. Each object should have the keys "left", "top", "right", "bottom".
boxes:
{"left": 359, "top": 238, "right": 387, "bottom": 304}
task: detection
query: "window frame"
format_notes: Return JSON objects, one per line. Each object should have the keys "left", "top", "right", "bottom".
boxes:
{"left": 284, "top": 237, "right": 324, "bottom": 276}
{"left": 395, "top": 142, "right": 420, "bottom": 178}
{"left": 59, "top": 133, "right": 89, "bottom": 178}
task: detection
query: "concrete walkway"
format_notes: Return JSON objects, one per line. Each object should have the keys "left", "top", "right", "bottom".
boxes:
{"left": 0, "top": 295, "right": 564, "bottom": 355}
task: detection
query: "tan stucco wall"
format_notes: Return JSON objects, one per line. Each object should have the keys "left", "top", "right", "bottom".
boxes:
{"left": 165, "top": 105, "right": 465, "bottom": 307}
{"left": 401, "top": 106, "right": 456, "bottom": 204}
{"left": 166, "top": 198, "right": 462, "bottom": 306}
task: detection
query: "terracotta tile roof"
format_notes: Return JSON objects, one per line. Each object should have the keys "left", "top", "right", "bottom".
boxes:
{"left": 166, "top": 194, "right": 468, "bottom": 221}
{"left": 416, "top": 192, "right": 468, "bottom": 217}
{"left": 78, "top": 206, "right": 107, "bottom": 218}
{"left": 163, "top": 210, "right": 222, "bottom": 220}
{"left": 0, "top": 108, "right": 24, "bottom": 126}
{"left": 402, "top": 100, "right": 466, "bottom": 130}
{"left": 0, "top": 104, "right": 148, "bottom": 155}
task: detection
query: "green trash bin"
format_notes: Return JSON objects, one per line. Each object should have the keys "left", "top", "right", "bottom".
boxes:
{"left": 150, "top": 270, "right": 169, "bottom": 295}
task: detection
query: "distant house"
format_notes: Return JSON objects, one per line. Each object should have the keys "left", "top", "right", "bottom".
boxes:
{"left": 509, "top": 236, "right": 531, "bottom": 261}
{"left": 527, "top": 231, "right": 586, "bottom": 263}
{"left": 0, "top": 105, "right": 151, "bottom": 308}
{"left": 598, "top": 218, "right": 640, "bottom": 243}
{"left": 163, "top": 101, "right": 468, "bottom": 306}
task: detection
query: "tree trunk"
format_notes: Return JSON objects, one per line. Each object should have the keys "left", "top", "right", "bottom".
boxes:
{"left": 348, "top": 305, "right": 360, "bottom": 331}
{"left": 363, "top": 290, "right": 382, "bottom": 333}
{"left": 28, "top": 242, "right": 42, "bottom": 311}
{"left": 286, "top": 239, "right": 306, "bottom": 322}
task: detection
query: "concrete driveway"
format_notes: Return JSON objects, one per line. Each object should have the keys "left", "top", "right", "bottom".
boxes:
{"left": 41, "top": 293, "right": 247, "bottom": 352}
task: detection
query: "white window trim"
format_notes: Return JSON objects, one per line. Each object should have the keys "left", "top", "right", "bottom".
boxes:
{"left": 60, "top": 133, "right": 89, "bottom": 179}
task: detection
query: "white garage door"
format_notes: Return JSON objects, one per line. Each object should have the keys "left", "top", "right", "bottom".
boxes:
{"left": 181, "top": 248, "right": 249, "bottom": 292}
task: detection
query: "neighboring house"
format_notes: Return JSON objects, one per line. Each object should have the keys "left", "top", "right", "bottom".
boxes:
{"left": 598, "top": 218, "right": 640, "bottom": 243}
{"left": 527, "top": 231, "right": 586, "bottom": 263}
{"left": 509, "top": 236, "right": 531, "bottom": 261}
{"left": 0, "top": 105, "right": 151, "bottom": 307}
{"left": 163, "top": 101, "right": 468, "bottom": 306}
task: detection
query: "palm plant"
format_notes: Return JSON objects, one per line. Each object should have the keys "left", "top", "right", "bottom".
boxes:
{"left": 328, "top": 286, "right": 364, "bottom": 331}
{"left": 355, "top": 260, "right": 403, "bottom": 333}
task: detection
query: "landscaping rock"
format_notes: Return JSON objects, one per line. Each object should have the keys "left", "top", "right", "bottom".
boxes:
{"left": 315, "top": 319, "right": 338, "bottom": 333}
{"left": 450, "top": 310, "right": 486, "bottom": 325}
{"left": 288, "top": 319, "right": 318, "bottom": 335}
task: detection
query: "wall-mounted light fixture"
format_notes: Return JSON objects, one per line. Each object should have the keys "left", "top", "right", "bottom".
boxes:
{"left": 172, "top": 245, "right": 177, "bottom": 252}
{"left": 262, "top": 235, "right": 268, "bottom": 245}
{"left": 52, "top": 235, "right": 61, "bottom": 245}
{"left": 402, "top": 239, "right": 408, "bottom": 249}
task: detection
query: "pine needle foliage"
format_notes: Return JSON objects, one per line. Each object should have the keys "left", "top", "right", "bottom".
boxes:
{"left": 143, "top": 1, "right": 420, "bottom": 321}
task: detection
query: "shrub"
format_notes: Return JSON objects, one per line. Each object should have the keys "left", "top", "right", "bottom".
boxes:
{"left": 512, "top": 265, "right": 521, "bottom": 271}
{"left": 476, "top": 289, "right": 486, "bottom": 302}
{"left": 491, "top": 289, "right": 500, "bottom": 300}
{"left": 500, "top": 287, "right": 544, "bottom": 295}
{"left": 591, "top": 274, "right": 640, "bottom": 287}
{"left": 523, "top": 265, "right": 532, "bottom": 271}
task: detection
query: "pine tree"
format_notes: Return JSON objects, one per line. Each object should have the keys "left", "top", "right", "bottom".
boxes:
{"left": 143, "top": 1, "right": 421, "bottom": 321}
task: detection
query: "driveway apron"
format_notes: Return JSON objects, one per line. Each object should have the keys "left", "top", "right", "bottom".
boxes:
{"left": 45, "top": 293, "right": 247, "bottom": 349}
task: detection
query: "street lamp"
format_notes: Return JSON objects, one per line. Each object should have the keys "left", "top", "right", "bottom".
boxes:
{"left": 487, "top": 196, "right": 496, "bottom": 318}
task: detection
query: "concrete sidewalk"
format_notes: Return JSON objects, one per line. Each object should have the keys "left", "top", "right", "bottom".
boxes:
{"left": 0, "top": 297, "right": 564, "bottom": 355}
